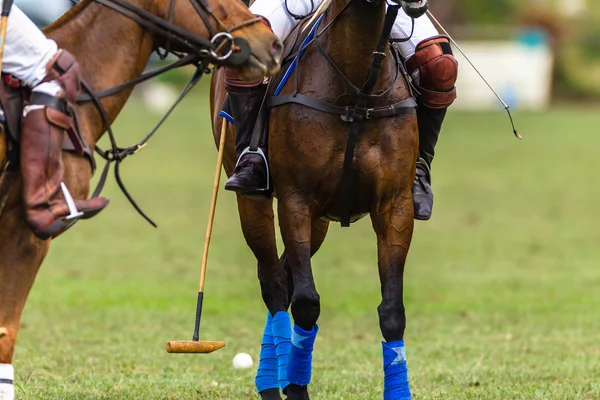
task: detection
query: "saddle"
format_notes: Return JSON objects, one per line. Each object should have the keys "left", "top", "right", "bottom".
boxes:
{"left": 0, "top": 75, "right": 95, "bottom": 216}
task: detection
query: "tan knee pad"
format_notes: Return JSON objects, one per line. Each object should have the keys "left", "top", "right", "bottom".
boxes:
{"left": 406, "top": 35, "right": 458, "bottom": 109}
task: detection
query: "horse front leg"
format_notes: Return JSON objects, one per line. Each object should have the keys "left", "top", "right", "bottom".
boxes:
{"left": 371, "top": 193, "right": 415, "bottom": 400}
{"left": 0, "top": 203, "right": 49, "bottom": 400}
{"left": 279, "top": 218, "right": 330, "bottom": 308}
{"left": 244, "top": 204, "right": 329, "bottom": 400}
{"left": 237, "top": 196, "right": 291, "bottom": 400}
{"left": 278, "top": 194, "right": 320, "bottom": 400}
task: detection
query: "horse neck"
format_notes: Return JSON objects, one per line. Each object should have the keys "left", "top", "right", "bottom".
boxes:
{"left": 44, "top": 1, "right": 155, "bottom": 145}
{"left": 322, "top": 0, "right": 388, "bottom": 87}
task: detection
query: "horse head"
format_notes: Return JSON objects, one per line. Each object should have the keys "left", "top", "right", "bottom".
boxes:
{"left": 151, "top": 0, "right": 283, "bottom": 80}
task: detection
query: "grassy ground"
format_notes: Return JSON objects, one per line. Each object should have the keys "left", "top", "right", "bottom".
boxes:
{"left": 12, "top": 80, "right": 600, "bottom": 399}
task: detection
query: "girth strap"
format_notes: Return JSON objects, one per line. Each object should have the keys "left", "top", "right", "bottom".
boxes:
{"left": 338, "top": 4, "right": 402, "bottom": 227}
{"left": 268, "top": 93, "right": 416, "bottom": 121}
{"left": 29, "top": 92, "right": 67, "bottom": 113}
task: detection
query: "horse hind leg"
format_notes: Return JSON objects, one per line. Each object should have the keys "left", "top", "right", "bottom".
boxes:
{"left": 371, "top": 194, "right": 415, "bottom": 400}
{"left": 236, "top": 196, "right": 289, "bottom": 400}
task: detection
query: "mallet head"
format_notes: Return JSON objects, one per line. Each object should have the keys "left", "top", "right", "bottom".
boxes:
{"left": 166, "top": 340, "right": 225, "bottom": 354}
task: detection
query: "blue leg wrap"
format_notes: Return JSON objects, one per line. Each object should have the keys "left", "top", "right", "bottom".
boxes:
{"left": 272, "top": 311, "right": 292, "bottom": 390}
{"left": 255, "top": 313, "right": 279, "bottom": 393}
{"left": 287, "top": 324, "right": 319, "bottom": 386}
{"left": 382, "top": 341, "right": 411, "bottom": 400}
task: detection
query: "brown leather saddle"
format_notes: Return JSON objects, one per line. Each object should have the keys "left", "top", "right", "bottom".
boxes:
{"left": 0, "top": 75, "right": 95, "bottom": 216}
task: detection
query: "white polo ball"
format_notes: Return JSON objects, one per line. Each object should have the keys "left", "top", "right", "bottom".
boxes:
{"left": 232, "top": 352, "right": 253, "bottom": 369}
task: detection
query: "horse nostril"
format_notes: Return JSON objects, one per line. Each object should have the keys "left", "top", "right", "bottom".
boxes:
{"left": 272, "top": 39, "right": 283, "bottom": 64}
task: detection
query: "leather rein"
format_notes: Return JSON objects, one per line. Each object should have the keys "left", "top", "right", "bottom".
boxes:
{"left": 72, "top": 0, "right": 263, "bottom": 227}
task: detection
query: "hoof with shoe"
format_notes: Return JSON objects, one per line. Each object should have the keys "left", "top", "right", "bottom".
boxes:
{"left": 284, "top": 384, "right": 309, "bottom": 400}
{"left": 260, "top": 388, "right": 282, "bottom": 400}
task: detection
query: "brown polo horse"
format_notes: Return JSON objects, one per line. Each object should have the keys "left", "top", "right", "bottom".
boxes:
{"left": 0, "top": 0, "right": 281, "bottom": 377}
{"left": 211, "top": 0, "right": 418, "bottom": 397}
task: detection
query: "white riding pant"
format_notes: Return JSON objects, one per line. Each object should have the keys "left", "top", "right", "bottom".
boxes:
{"left": 1, "top": 2, "right": 61, "bottom": 95}
{"left": 250, "top": 0, "right": 439, "bottom": 59}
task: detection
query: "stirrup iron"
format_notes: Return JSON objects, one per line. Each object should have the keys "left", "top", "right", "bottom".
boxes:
{"left": 236, "top": 147, "right": 271, "bottom": 192}
{"left": 60, "top": 182, "right": 84, "bottom": 220}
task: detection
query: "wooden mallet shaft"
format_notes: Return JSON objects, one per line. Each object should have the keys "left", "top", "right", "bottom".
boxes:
{"left": 166, "top": 119, "right": 229, "bottom": 354}
{"left": 0, "top": 0, "right": 14, "bottom": 68}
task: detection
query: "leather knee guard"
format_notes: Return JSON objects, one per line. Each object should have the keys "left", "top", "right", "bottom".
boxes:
{"left": 406, "top": 35, "right": 458, "bottom": 109}
{"left": 42, "top": 49, "right": 81, "bottom": 102}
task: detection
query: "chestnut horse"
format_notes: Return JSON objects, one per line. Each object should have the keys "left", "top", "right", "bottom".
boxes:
{"left": 211, "top": 0, "right": 418, "bottom": 398}
{"left": 0, "top": 0, "right": 281, "bottom": 383}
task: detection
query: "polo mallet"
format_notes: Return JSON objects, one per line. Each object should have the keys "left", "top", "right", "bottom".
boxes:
{"left": 301, "top": 0, "right": 331, "bottom": 34}
{"left": 166, "top": 120, "right": 229, "bottom": 354}
{"left": 0, "top": 0, "right": 14, "bottom": 67}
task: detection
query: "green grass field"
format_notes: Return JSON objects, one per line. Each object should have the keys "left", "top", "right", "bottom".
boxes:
{"left": 13, "top": 80, "right": 600, "bottom": 399}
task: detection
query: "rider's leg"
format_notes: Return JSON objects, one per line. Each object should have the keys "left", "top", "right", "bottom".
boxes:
{"left": 251, "top": 0, "right": 317, "bottom": 40}
{"left": 222, "top": 69, "right": 270, "bottom": 194}
{"left": 3, "top": 5, "right": 108, "bottom": 240}
{"left": 392, "top": 10, "right": 458, "bottom": 220}
{"left": 224, "top": 0, "right": 319, "bottom": 196}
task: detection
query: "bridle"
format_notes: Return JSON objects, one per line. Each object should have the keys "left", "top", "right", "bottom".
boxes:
{"left": 66, "top": 0, "right": 264, "bottom": 228}
{"left": 87, "top": 0, "right": 263, "bottom": 64}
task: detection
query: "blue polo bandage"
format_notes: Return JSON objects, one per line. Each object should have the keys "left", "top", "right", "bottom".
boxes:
{"left": 287, "top": 324, "right": 319, "bottom": 386}
{"left": 255, "top": 312, "right": 279, "bottom": 393}
{"left": 272, "top": 311, "right": 292, "bottom": 390}
{"left": 382, "top": 341, "right": 411, "bottom": 400}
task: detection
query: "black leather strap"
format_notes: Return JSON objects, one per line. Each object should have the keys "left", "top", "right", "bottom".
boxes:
{"left": 339, "top": 4, "right": 401, "bottom": 227}
{"left": 29, "top": 92, "right": 67, "bottom": 114}
{"left": 269, "top": 93, "right": 416, "bottom": 121}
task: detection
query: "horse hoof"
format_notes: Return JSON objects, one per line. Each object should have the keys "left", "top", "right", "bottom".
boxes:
{"left": 260, "top": 388, "right": 282, "bottom": 400}
{"left": 285, "top": 384, "right": 309, "bottom": 400}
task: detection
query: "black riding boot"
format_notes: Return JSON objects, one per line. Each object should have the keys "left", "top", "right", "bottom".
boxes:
{"left": 412, "top": 103, "right": 447, "bottom": 220}
{"left": 223, "top": 83, "right": 270, "bottom": 198}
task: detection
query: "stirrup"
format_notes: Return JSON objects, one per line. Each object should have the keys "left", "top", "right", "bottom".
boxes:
{"left": 60, "top": 182, "right": 84, "bottom": 220}
{"left": 235, "top": 147, "right": 271, "bottom": 193}
{"left": 417, "top": 157, "right": 430, "bottom": 173}
{"left": 59, "top": 182, "right": 85, "bottom": 233}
